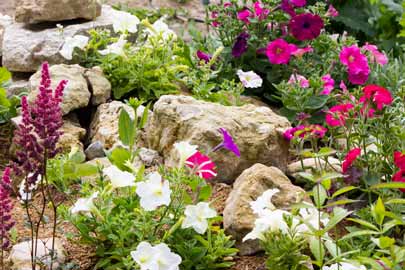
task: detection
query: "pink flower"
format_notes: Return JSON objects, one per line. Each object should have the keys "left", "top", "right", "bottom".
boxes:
{"left": 340, "top": 80, "right": 348, "bottom": 92}
{"left": 237, "top": 9, "right": 253, "bottom": 24}
{"left": 224, "top": 2, "right": 232, "bottom": 8}
{"left": 326, "top": 4, "right": 339, "bottom": 17}
{"left": 288, "top": 74, "right": 309, "bottom": 88}
{"left": 290, "top": 0, "right": 306, "bottom": 7}
{"left": 211, "top": 11, "right": 220, "bottom": 27}
{"left": 0, "top": 167, "right": 15, "bottom": 250}
{"left": 291, "top": 45, "right": 313, "bottom": 57}
{"left": 342, "top": 148, "right": 361, "bottom": 173}
{"left": 363, "top": 43, "right": 388, "bottom": 66}
{"left": 360, "top": 84, "right": 393, "bottom": 110}
{"left": 185, "top": 152, "right": 217, "bottom": 180}
{"left": 254, "top": 1, "right": 269, "bottom": 20}
{"left": 283, "top": 125, "right": 327, "bottom": 141}
{"left": 347, "top": 65, "right": 370, "bottom": 85}
{"left": 320, "top": 74, "right": 335, "bottom": 95}
{"left": 340, "top": 45, "right": 370, "bottom": 85}
{"left": 289, "top": 13, "right": 324, "bottom": 41}
{"left": 325, "top": 103, "right": 354, "bottom": 127}
{"left": 394, "top": 151, "right": 405, "bottom": 171}
{"left": 266, "top": 38, "right": 297, "bottom": 64}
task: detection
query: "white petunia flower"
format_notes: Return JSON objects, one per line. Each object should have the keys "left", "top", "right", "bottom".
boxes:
{"left": 136, "top": 172, "right": 171, "bottom": 211}
{"left": 70, "top": 192, "right": 99, "bottom": 215}
{"left": 59, "top": 35, "right": 89, "bottom": 60}
{"left": 131, "top": 242, "right": 182, "bottom": 270}
{"left": 237, "top": 70, "right": 263, "bottom": 88}
{"left": 112, "top": 10, "right": 140, "bottom": 33}
{"left": 295, "top": 203, "right": 330, "bottom": 234}
{"left": 103, "top": 165, "right": 135, "bottom": 188}
{"left": 99, "top": 35, "right": 127, "bottom": 56}
{"left": 250, "top": 188, "right": 279, "bottom": 217}
{"left": 182, "top": 202, "right": 217, "bottom": 234}
{"left": 322, "top": 262, "right": 367, "bottom": 270}
{"left": 174, "top": 141, "right": 198, "bottom": 166}
{"left": 146, "top": 18, "right": 177, "bottom": 40}
{"left": 19, "top": 174, "right": 41, "bottom": 202}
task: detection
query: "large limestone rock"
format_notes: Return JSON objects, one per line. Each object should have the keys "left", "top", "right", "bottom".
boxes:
{"left": 0, "top": 14, "right": 12, "bottom": 56}
{"left": 85, "top": 66, "right": 111, "bottom": 105}
{"left": 15, "top": 0, "right": 101, "bottom": 24}
{"left": 2, "top": 5, "right": 119, "bottom": 72}
{"left": 287, "top": 158, "right": 341, "bottom": 179}
{"left": 58, "top": 118, "right": 86, "bottom": 156}
{"left": 147, "top": 95, "right": 291, "bottom": 183}
{"left": 223, "top": 164, "right": 306, "bottom": 255}
{"left": 28, "top": 64, "right": 91, "bottom": 115}
{"left": 10, "top": 238, "right": 66, "bottom": 270}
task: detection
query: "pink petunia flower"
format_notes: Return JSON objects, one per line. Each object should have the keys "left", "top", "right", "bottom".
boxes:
{"left": 289, "top": 13, "right": 324, "bottom": 41}
{"left": 340, "top": 45, "right": 370, "bottom": 85}
{"left": 393, "top": 170, "right": 405, "bottom": 193}
{"left": 394, "top": 151, "right": 405, "bottom": 170}
{"left": 266, "top": 38, "right": 297, "bottom": 64}
{"left": 211, "top": 11, "right": 220, "bottom": 27}
{"left": 326, "top": 4, "right": 339, "bottom": 17}
{"left": 360, "top": 84, "right": 393, "bottom": 110}
{"left": 237, "top": 9, "right": 253, "bottom": 24}
{"left": 223, "top": 2, "right": 232, "bottom": 8}
{"left": 291, "top": 45, "right": 313, "bottom": 57}
{"left": 342, "top": 148, "right": 361, "bottom": 173}
{"left": 185, "top": 152, "right": 217, "bottom": 180}
{"left": 320, "top": 74, "right": 335, "bottom": 95}
{"left": 283, "top": 124, "right": 327, "bottom": 141}
{"left": 325, "top": 103, "right": 354, "bottom": 127}
{"left": 254, "top": 1, "right": 270, "bottom": 20}
{"left": 340, "top": 80, "right": 348, "bottom": 92}
{"left": 362, "top": 43, "right": 388, "bottom": 66}
{"left": 288, "top": 74, "right": 309, "bottom": 88}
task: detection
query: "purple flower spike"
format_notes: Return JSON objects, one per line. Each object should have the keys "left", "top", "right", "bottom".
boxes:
{"left": 0, "top": 167, "right": 15, "bottom": 250}
{"left": 213, "top": 128, "right": 241, "bottom": 157}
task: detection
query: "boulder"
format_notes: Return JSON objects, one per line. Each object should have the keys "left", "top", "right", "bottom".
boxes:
{"left": 223, "top": 163, "right": 306, "bottom": 255}
{"left": 28, "top": 64, "right": 91, "bottom": 115}
{"left": 0, "top": 14, "right": 12, "bottom": 56}
{"left": 84, "top": 66, "right": 111, "bottom": 105}
{"left": 15, "top": 0, "right": 101, "bottom": 24}
{"left": 138, "top": 147, "right": 161, "bottom": 167}
{"left": 2, "top": 5, "right": 120, "bottom": 72}
{"left": 58, "top": 118, "right": 86, "bottom": 156}
{"left": 287, "top": 158, "right": 341, "bottom": 179}
{"left": 85, "top": 141, "right": 105, "bottom": 160}
{"left": 146, "top": 95, "right": 291, "bottom": 183}
{"left": 10, "top": 238, "right": 66, "bottom": 270}
{"left": 6, "top": 80, "right": 29, "bottom": 98}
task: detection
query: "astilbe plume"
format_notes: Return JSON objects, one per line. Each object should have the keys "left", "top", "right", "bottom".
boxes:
{"left": 0, "top": 167, "right": 15, "bottom": 250}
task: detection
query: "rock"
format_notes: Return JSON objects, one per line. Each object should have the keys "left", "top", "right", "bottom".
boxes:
{"left": 287, "top": 158, "right": 341, "bottom": 179}
{"left": 0, "top": 14, "right": 12, "bottom": 56}
{"left": 89, "top": 101, "right": 148, "bottom": 151}
{"left": 58, "top": 118, "right": 86, "bottom": 155}
{"left": 6, "top": 80, "right": 29, "bottom": 97}
{"left": 82, "top": 157, "right": 111, "bottom": 183}
{"left": 2, "top": 5, "right": 120, "bottom": 72}
{"left": 223, "top": 164, "right": 306, "bottom": 255}
{"left": 147, "top": 95, "right": 291, "bottom": 183}
{"left": 28, "top": 64, "right": 91, "bottom": 115}
{"left": 139, "top": 147, "right": 161, "bottom": 166}
{"left": 85, "top": 66, "right": 111, "bottom": 105}
{"left": 10, "top": 238, "right": 66, "bottom": 270}
{"left": 85, "top": 141, "right": 105, "bottom": 160}
{"left": 15, "top": 0, "right": 101, "bottom": 24}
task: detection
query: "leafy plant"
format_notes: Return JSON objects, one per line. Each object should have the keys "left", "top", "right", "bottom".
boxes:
{"left": 0, "top": 67, "right": 20, "bottom": 124}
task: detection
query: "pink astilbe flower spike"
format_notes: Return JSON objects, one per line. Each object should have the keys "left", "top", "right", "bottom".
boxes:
{"left": 0, "top": 167, "right": 15, "bottom": 250}
{"left": 185, "top": 152, "right": 217, "bottom": 180}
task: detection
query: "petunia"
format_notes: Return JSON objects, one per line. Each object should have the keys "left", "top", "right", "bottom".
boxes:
{"left": 322, "top": 262, "right": 366, "bottom": 270}
{"left": 290, "top": 0, "right": 306, "bottom": 7}
{"left": 320, "top": 74, "right": 335, "bottom": 95}
{"left": 131, "top": 242, "right": 182, "bottom": 270}
{"left": 70, "top": 192, "right": 98, "bottom": 215}
{"left": 280, "top": 0, "right": 306, "bottom": 16}
{"left": 288, "top": 74, "right": 309, "bottom": 88}
{"left": 253, "top": 1, "right": 269, "bottom": 20}
{"left": 236, "top": 70, "right": 263, "bottom": 88}
{"left": 342, "top": 148, "right": 361, "bottom": 173}
{"left": 181, "top": 202, "right": 217, "bottom": 234}
{"left": 237, "top": 9, "right": 253, "bottom": 24}
{"left": 340, "top": 45, "right": 370, "bottom": 85}
{"left": 136, "top": 172, "right": 172, "bottom": 211}
{"left": 146, "top": 18, "right": 177, "bottom": 40}
{"left": 291, "top": 45, "right": 313, "bottom": 57}
{"left": 103, "top": 165, "right": 135, "bottom": 188}
{"left": 59, "top": 35, "right": 89, "bottom": 60}
{"left": 185, "top": 152, "right": 217, "bottom": 180}
{"left": 196, "top": 50, "right": 212, "bottom": 64}
{"left": 266, "top": 38, "right": 297, "bottom": 64}
{"left": 99, "top": 35, "right": 127, "bottom": 56}
{"left": 394, "top": 151, "right": 405, "bottom": 170}
{"left": 213, "top": 128, "right": 241, "bottom": 157}
{"left": 325, "top": 103, "right": 354, "bottom": 127}
{"left": 360, "top": 84, "right": 393, "bottom": 110}
{"left": 393, "top": 170, "right": 405, "bottom": 193}
{"left": 283, "top": 125, "right": 327, "bottom": 141}
{"left": 174, "top": 141, "right": 198, "bottom": 166}
{"left": 326, "top": 4, "right": 339, "bottom": 17}
{"left": 295, "top": 204, "right": 329, "bottom": 233}
{"left": 112, "top": 10, "right": 140, "bottom": 33}
{"left": 363, "top": 43, "right": 388, "bottom": 66}
{"left": 232, "top": 32, "right": 250, "bottom": 58}
{"left": 347, "top": 65, "right": 370, "bottom": 85}
{"left": 250, "top": 188, "right": 279, "bottom": 217}
{"left": 289, "top": 13, "right": 324, "bottom": 41}
{"left": 211, "top": 11, "right": 220, "bottom": 27}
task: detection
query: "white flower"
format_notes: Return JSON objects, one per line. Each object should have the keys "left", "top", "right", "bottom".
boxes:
{"left": 250, "top": 188, "right": 279, "bottom": 217}
{"left": 243, "top": 209, "right": 291, "bottom": 241}
{"left": 136, "top": 172, "right": 171, "bottom": 211}
{"left": 19, "top": 174, "right": 40, "bottom": 202}
{"left": 112, "top": 10, "right": 140, "bottom": 33}
{"left": 70, "top": 192, "right": 98, "bottom": 215}
{"left": 174, "top": 141, "right": 198, "bottom": 165}
{"left": 99, "top": 35, "right": 127, "bottom": 56}
{"left": 59, "top": 35, "right": 89, "bottom": 60}
{"left": 131, "top": 242, "right": 182, "bottom": 270}
{"left": 322, "top": 262, "right": 367, "bottom": 270}
{"left": 146, "top": 18, "right": 177, "bottom": 40}
{"left": 103, "top": 165, "right": 135, "bottom": 188}
{"left": 237, "top": 70, "right": 263, "bottom": 88}
{"left": 182, "top": 202, "right": 217, "bottom": 234}
{"left": 295, "top": 203, "right": 330, "bottom": 234}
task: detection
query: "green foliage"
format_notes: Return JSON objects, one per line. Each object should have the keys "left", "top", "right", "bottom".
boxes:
{"left": 0, "top": 67, "right": 20, "bottom": 124}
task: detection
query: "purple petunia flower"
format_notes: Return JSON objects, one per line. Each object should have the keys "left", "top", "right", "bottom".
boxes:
{"left": 289, "top": 13, "right": 324, "bottom": 41}
{"left": 232, "top": 32, "right": 250, "bottom": 58}
{"left": 196, "top": 50, "right": 212, "bottom": 64}
{"left": 213, "top": 128, "right": 241, "bottom": 157}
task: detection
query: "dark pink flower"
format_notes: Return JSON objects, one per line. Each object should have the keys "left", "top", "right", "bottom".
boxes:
{"left": 237, "top": 9, "right": 253, "bottom": 24}
{"left": 281, "top": 0, "right": 306, "bottom": 16}
{"left": 283, "top": 125, "right": 327, "bottom": 141}
{"left": 0, "top": 167, "right": 15, "bottom": 250}
{"left": 325, "top": 103, "right": 354, "bottom": 127}
{"left": 326, "top": 4, "right": 339, "bottom": 17}
{"left": 340, "top": 80, "right": 348, "bottom": 92}
{"left": 224, "top": 2, "right": 232, "bottom": 8}
{"left": 196, "top": 50, "right": 212, "bottom": 64}
{"left": 394, "top": 151, "right": 405, "bottom": 171}
{"left": 363, "top": 43, "right": 388, "bottom": 66}
{"left": 185, "top": 152, "right": 217, "bottom": 180}
{"left": 360, "top": 84, "right": 393, "bottom": 110}
{"left": 232, "top": 32, "right": 250, "bottom": 58}
{"left": 342, "top": 148, "right": 361, "bottom": 173}
{"left": 291, "top": 45, "right": 313, "bottom": 57}
{"left": 290, "top": 0, "right": 306, "bottom": 7}
{"left": 213, "top": 128, "right": 240, "bottom": 157}
{"left": 340, "top": 45, "right": 370, "bottom": 85}
{"left": 289, "top": 13, "right": 324, "bottom": 41}
{"left": 253, "top": 1, "right": 269, "bottom": 20}
{"left": 211, "top": 11, "right": 220, "bottom": 27}
{"left": 266, "top": 38, "right": 297, "bottom": 64}
{"left": 320, "top": 74, "right": 335, "bottom": 95}
{"left": 393, "top": 170, "right": 405, "bottom": 193}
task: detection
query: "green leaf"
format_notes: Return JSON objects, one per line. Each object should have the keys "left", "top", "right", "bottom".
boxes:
{"left": 303, "top": 95, "right": 329, "bottom": 110}
{"left": 386, "top": 198, "right": 405, "bottom": 204}
{"left": 313, "top": 184, "right": 327, "bottom": 208}
{"left": 374, "top": 197, "right": 386, "bottom": 225}
{"left": 371, "top": 182, "right": 405, "bottom": 189}
{"left": 198, "top": 185, "right": 212, "bottom": 201}
{"left": 316, "top": 147, "right": 336, "bottom": 157}
{"left": 75, "top": 163, "right": 98, "bottom": 177}
{"left": 376, "top": 236, "right": 395, "bottom": 249}
{"left": 108, "top": 147, "right": 131, "bottom": 171}
{"left": 346, "top": 218, "right": 379, "bottom": 231}
{"left": 331, "top": 186, "right": 358, "bottom": 198}
{"left": 0, "top": 67, "right": 11, "bottom": 84}
{"left": 309, "top": 236, "right": 324, "bottom": 263}
{"left": 323, "top": 207, "right": 352, "bottom": 233}
{"left": 340, "top": 230, "right": 379, "bottom": 241}
{"left": 324, "top": 199, "right": 359, "bottom": 208}
{"left": 118, "top": 109, "right": 135, "bottom": 146}
{"left": 139, "top": 102, "right": 150, "bottom": 129}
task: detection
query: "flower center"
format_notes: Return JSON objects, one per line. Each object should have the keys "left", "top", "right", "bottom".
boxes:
{"left": 303, "top": 21, "right": 311, "bottom": 29}
{"left": 348, "top": 55, "right": 354, "bottom": 63}
{"left": 276, "top": 47, "right": 283, "bottom": 55}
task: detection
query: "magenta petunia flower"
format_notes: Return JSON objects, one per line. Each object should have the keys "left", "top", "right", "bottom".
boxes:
{"left": 185, "top": 152, "right": 217, "bottom": 180}
{"left": 281, "top": 0, "right": 306, "bottom": 16}
{"left": 289, "top": 13, "right": 324, "bottom": 41}
{"left": 360, "top": 84, "right": 393, "bottom": 110}
{"left": 326, "top": 4, "right": 339, "bottom": 17}
{"left": 196, "top": 50, "right": 212, "bottom": 64}
{"left": 211, "top": 11, "right": 220, "bottom": 27}
{"left": 325, "top": 103, "right": 354, "bottom": 127}
{"left": 362, "top": 43, "right": 388, "bottom": 66}
{"left": 224, "top": 2, "right": 232, "bottom": 8}
{"left": 394, "top": 151, "right": 405, "bottom": 171}
{"left": 237, "top": 9, "right": 253, "bottom": 24}
{"left": 283, "top": 124, "right": 327, "bottom": 141}
{"left": 213, "top": 128, "right": 241, "bottom": 157}
{"left": 266, "top": 38, "right": 297, "bottom": 64}
{"left": 320, "top": 74, "right": 335, "bottom": 95}
{"left": 347, "top": 65, "right": 370, "bottom": 85}
{"left": 342, "top": 148, "right": 361, "bottom": 173}
{"left": 340, "top": 45, "right": 370, "bottom": 85}
{"left": 290, "top": 0, "right": 306, "bottom": 7}
{"left": 253, "top": 1, "right": 269, "bottom": 20}
{"left": 232, "top": 32, "right": 250, "bottom": 58}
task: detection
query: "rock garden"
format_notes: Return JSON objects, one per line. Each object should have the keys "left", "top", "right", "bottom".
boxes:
{"left": 0, "top": 0, "right": 405, "bottom": 269}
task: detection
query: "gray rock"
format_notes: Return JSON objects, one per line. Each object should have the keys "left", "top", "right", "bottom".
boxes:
{"left": 15, "top": 0, "right": 101, "bottom": 24}
{"left": 85, "top": 141, "right": 105, "bottom": 160}
{"left": 2, "top": 5, "right": 120, "bottom": 72}
{"left": 139, "top": 147, "right": 161, "bottom": 166}
{"left": 6, "top": 80, "right": 29, "bottom": 97}
{"left": 287, "top": 158, "right": 341, "bottom": 179}
{"left": 0, "top": 14, "right": 12, "bottom": 57}
{"left": 84, "top": 66, "right": 111, "bottom": 105}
